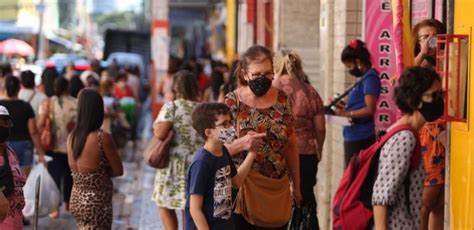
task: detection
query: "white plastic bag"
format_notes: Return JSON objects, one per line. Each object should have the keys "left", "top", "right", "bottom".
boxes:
{"left": 22, "top": 164, "right": 61, "bottom": 217}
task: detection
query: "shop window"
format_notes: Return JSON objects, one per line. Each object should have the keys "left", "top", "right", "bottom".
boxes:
{"left": 435, "top": 34, "right": 469, "bottom": 122}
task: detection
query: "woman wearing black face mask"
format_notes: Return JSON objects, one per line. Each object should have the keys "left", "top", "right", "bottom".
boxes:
{"left": 372, "top": 66, "right": 443, "bottom": 230}
{"left": 335, "top": 39, "right": 381, "bottom": 167}
{"left": 223, "top": 45, "right": 301, "bottom": 229}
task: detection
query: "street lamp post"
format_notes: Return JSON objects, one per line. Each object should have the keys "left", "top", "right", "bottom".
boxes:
{"left": 36, "top": 0, "right": 46, "bottom": 61}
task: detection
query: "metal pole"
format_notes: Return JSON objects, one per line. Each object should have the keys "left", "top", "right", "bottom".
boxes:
{"left": 445, "top": 1, "right": 454, "bottom": 229}
{"left": 33, "top": 176, "right": 41, "bottom": 230}
{"left": 446, "top": 0, "right": 454, "bottom": 34}
{"left": 36, "top": 0, "right": 46, "bottom": 61}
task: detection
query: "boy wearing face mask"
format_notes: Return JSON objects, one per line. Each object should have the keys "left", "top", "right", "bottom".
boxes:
{"left": 186, "top": 103, "right": 258, "bottom": 230}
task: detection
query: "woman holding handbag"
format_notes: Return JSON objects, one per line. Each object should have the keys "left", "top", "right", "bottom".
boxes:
{"left": 38, "top": 77, "right": 77, "bottom": 217}
{"left": 151, "top": 70, "right": 204, "bottom": 230}
{"left": 224, "top": 45, "right": 301, "bottom": 229}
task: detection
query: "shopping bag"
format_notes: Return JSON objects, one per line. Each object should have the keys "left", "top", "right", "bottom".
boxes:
{"left": 22, "top": 164, "right": 60, "bottom": 217}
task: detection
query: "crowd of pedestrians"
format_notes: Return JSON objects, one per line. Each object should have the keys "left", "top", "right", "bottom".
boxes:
{"left": 0, "top": 18, "right": 448, "bottom": 230}
{"left": 149, "top": 18, "right": 446, "bottom": 230}
{"left": 0, "top": 59, "right": 144, "bottom": 228}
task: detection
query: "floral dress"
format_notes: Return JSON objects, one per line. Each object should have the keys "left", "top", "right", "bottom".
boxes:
{"left": 152, "top": 99, "right": 203, "bottom": 209}
{"left": 420, "top": 120, "right": 446, "bottom": 186}
{"left": 224, "top": 90, "right": 294, "bottom": 179}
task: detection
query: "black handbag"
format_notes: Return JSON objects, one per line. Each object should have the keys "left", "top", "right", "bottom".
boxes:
{"left": 0, "top": 148, "right": 14, "bottom": 197}
{"left": 289, "top": 204, "right": 319, "bottom": 230}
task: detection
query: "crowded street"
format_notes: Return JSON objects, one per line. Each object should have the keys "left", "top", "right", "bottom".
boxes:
{"left": 1, "top": 0, "right": 474, "bottom": 229}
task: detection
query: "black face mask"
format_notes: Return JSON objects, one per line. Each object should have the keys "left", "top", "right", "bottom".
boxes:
{"left": 419, "top": 93, "right": 444, "bottom": 122}
{"left": 349, "top": 67, "right": 364, "bottom": 78}
{"left": 248, "top": 75, "right": 272, "bottom": 97}
{"left": 0, "top": 127, "right": 10, "bottom": 142}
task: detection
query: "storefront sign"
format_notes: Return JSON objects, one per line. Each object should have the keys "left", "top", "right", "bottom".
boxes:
{"left": 365, "top": 0, "right": 398, "bottom": 135}
{"left": 434, "top": 0, "right": 444, "bottom": 21}
{"left": 411, "top": 0, "right": 432, "bottom": 26}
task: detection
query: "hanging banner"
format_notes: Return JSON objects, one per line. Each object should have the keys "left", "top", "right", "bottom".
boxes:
{"left": 365, "top": 0, "right": 398, "bottom": 135}
{"left": 392, "top": 0, "right": 415, "bottom": 74}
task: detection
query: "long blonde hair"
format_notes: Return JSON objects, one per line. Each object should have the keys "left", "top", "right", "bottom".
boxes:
{"left": 274, "top": 49, "right": 309, "bottom": 83}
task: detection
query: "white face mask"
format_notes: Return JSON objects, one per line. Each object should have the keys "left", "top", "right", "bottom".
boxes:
{"left": 217, "top": 126, "right": 236, "bottom": 144}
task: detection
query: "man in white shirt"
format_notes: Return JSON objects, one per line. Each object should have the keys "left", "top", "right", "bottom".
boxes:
{"left": 18, "top": 70, "right": 47, "bottom": 116}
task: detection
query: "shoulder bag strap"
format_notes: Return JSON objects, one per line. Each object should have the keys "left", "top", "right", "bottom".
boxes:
{"left": 27, "top": 91, "right": 36, "bottom": 103}
{"left": 173, "top": 101, "right": 176, "bottom": 119}
{"left": 326, "top": 78, "right": 365, "bottom": 109}
{"left": 169, "top": 101, "right": 176, "bottom": 134}
{"left": 233, "top": 90, "right": 240, "bottom": 137}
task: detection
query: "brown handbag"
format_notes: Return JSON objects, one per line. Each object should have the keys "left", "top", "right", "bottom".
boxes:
{"left": 232, "top": 90, "right": 292, "bottom": 227}
{"left": 144, "top": 101, "right": 176, "bottom": 169}
{"left": 234, "top": 170, "right": 292, "bottom": 227}
{"left": 40, "top": 99, "right": 54, "bottom": 151}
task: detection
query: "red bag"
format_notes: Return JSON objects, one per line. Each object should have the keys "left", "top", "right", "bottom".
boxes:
{"left": 332, "top": 124, "right": 421, "bottom": 230}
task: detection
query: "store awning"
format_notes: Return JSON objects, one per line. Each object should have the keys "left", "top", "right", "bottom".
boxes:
{"left": 46, "top": 33, "right": 82, "bottom": 51}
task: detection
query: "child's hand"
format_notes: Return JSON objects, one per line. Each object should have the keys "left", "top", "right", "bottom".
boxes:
{"left": 242, "top": 132, "right": 266, "bottom": 152}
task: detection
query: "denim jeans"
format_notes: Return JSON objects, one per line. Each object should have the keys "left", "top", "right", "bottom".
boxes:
{"left": 8, "top": 140, "right": 34, "bottom": 167}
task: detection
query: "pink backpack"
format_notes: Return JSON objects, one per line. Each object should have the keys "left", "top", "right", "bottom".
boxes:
{"left": 332, "top": 124, "right": 421, "bottom": 230}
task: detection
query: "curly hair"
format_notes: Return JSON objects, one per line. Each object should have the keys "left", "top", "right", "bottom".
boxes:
{"left": 172, "top": 70, "right": 200, "bottom": 101}
{"left": 191, "top": 103, "right": 231, "bottom": 140}
{"left": 395, "top": 67, "right": 441, "bottom": 114}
